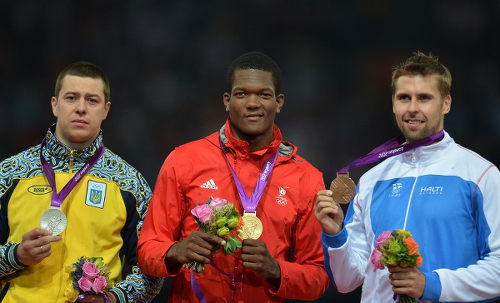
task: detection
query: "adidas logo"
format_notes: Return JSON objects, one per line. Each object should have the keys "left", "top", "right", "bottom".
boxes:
{"left": 200, "top": 179, "right": 218, "bottom": 190}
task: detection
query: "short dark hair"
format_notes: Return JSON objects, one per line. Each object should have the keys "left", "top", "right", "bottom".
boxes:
{"left": 226, "top": 51, "right": 282, "bottom": 94}
{"left": 54, "top": 61, "right": 110, "bottom": 101}
{"left": 391, "top": 51, "right": 452, "bottom": 97}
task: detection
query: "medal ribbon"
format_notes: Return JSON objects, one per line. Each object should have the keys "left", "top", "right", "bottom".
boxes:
{"left": 40, "top": 138, "right": 105, "bottom": 207}
{"left": 219, "top": 138, "right": 278, "bottom": 213}
{"left": 191, "top": 259, "right": 240, "bottom": 303}
{"left": 338, "top": 130, "right": 444, "bottom": 174}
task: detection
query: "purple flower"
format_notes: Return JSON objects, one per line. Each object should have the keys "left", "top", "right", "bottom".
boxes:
{"left": 82, "top": 261, "right": 100, "bottom": 279}
{"left": 78, "top": 277, "right": 93, "bottom": 292}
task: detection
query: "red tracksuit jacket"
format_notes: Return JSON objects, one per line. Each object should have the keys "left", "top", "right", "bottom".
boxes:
{"left": 138, "top": 121, "right": 329, "bottom": 302}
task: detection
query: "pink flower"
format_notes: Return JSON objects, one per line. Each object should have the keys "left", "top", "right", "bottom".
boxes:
{"left": 82, "top": 261, "right": 100, "bottom": 279}
{"left": 191, "top": 204, "right": 213, "bottom": 223}
{"left": 210, "top": 197, "right": 227, "bottom": 209}
{"left": 370, "top": 248, "right": 384, "bottom": 271}
{"left": 92, "top": 276, "right": 107, "bottom": 293}
{"left": 78, "top": 277, "right": 93, "bottom": 292}
{"left": 376, "top": 231, "right": 392, "bottom": 248}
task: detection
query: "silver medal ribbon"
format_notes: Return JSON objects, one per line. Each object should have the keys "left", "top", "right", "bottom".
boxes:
{"left": 39, "top": 138, "right": 105, "bottom": 235}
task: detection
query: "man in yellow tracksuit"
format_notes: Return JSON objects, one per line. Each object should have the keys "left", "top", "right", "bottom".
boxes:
{"left": 0, "top": 61, "right": 162, "bottom": 302}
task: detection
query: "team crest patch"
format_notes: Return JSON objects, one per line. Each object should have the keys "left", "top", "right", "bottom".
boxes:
{"left": 85, "top": 180, "right": 107, "bottom": 208}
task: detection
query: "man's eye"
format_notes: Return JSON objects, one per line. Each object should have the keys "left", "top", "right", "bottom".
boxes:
{"left": 260, "top": 93, "right": 272, "bottom": 99}
{"left": 234, "top": 92, "right": 245, "bottom": 97}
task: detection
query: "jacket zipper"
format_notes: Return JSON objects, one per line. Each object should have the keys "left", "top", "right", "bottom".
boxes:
{"left": 403, "top": 151, "right": 419, "bottom": 230}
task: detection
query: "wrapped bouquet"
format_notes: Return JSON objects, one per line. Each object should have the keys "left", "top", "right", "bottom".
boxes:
{"left": 64, "top": 256, "right": 112, "bottom": 302}
{"left": 371, "top": 229, "right": 423, "bottom": 303}
{"left": 184, "top": 197, "right": 243, "bottom": 273}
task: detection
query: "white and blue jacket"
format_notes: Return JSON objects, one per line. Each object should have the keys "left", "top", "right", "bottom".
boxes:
{"left": 322, "top": 131, "right": 500, "bottom": 302}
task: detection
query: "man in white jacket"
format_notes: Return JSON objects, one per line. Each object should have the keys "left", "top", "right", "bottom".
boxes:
{"left": 315, "top": 52, "right": 500, "bottom": 302}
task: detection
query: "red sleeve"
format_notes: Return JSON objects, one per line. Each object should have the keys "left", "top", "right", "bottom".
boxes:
{"left": 270, "top": 167, "right": 330, "bottom": 300}
{"left": 137, "top": 149, "right": 186, "bottom": 277}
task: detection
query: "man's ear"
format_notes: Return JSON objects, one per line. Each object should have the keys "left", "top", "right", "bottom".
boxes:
{"left": 51, "top": 96, "right": 58, "bottom": 118}
{"left": 276, "top": 94, "right": 285, "bottom": 114}
{"left": 223, "top": 92, "right": 231, "bottom": 112}
{"left": 442, "top": 95, "right": 452, "bottom": 115}
{"left": 102, "top": 101, "right": 111, "bottom": 120}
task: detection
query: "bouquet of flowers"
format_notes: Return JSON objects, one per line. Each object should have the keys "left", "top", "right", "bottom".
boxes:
{"left": 370, "top": 229, "right": 423, "bottom": 303}
{"left": 64, "top": 256, "right": 113, "bottom": 302}
{"left": 184, "top": 197, "right": 243, "bottom": 273}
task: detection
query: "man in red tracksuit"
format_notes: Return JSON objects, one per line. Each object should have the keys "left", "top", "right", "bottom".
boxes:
{"left": 137, "top": 51, "right": 329, "bottom": 302}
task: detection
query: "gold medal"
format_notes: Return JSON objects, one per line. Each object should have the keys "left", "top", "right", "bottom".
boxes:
{"left": 238, "top": 212, "right": 263, "bottom": 240}
{"left": 330, "top": 173, "right": 356, "bottom": 204}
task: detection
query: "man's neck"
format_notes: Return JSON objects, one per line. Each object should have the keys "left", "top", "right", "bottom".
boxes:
{"left": 230, "top": 128, "right": 274, "bottom": 152}
{"left": 55, "top": 132, "right": 96, "bottom": 151}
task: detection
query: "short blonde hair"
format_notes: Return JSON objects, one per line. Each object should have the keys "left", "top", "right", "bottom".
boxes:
{"left": 391, "top": 51, "right": 452, "bottom": 98}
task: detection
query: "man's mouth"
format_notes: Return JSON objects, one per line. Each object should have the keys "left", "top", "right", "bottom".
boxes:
{"left": 72, "top": 119, "right": 88, "bottom": 126}
{"left": 245, "top": 114, "right": 263, "bottom": 121}
{"left": 404, "top": 119, "right": 424, "bottom": 129}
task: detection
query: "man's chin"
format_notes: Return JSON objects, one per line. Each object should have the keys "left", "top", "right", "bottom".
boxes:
{"left": 403, "top": 130, "right": 430, "bottom": 142}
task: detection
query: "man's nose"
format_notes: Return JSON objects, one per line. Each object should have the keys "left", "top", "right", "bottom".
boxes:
{"left": 75, "top": 98, "right": 87, "bottom": 113}
{"left": 408, "top": 99, "right": 419, "bottom": 112}
{"left": 246, "top": 94, "right": 261, "bottom": 108}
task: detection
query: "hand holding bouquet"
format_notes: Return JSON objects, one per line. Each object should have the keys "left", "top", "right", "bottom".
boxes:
{"left": 370, "top": 229, "right": 423, "bottom": 303}
{"left": 64, "top": 256, "right": 113, "bottom": 302}
{"left": 184, "top": 197, "right": 243, "bottom": 273}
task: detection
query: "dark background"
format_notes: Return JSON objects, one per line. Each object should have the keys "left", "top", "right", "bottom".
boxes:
{"left": 1, "top": 1, "right": 499, "bottom": 302}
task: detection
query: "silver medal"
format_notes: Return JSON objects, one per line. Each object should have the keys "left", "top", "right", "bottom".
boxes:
{"left": 40, "top": 207, "right": 67, "bottom": 235}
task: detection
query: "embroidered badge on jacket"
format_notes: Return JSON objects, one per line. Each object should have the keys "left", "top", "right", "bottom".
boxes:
{"left": 276, "top": 186, "right": 288, "bottom": 206}
{"left": 86, "top": 180, "right": 107, "bottom": 208}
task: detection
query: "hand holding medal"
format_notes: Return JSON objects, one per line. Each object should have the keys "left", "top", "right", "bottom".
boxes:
{"left": 329, "top": 173, "right": 356, "bottom": 204}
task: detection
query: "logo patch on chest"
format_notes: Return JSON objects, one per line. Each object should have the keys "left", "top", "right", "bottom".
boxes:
{"left": 27, "top": 185, "right": 52, "bottom": 195}
{"left": 85, "top": 180, "right": 107, "bottom": 208}
{"left": 276, "top": 186, "right": 288, "bottom": 206}
{"left": 390, "top": 183, "right": 403, "bottom": 197}
{"left": 419, "top": 186, "right": 443, "bottom": 195}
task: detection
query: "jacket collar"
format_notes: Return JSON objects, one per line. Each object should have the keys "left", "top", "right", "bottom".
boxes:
{"left": 218, "top": 119, "right": 295, "bottom": 160}
{"left": 400, "top": 130, "right": 454, "bottom": 166}
{"left": 44, "top": 124, "right": 104, "bottom": 163}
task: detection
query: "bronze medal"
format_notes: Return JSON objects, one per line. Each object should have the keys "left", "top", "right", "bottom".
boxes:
{"left": 330, "top": 173, "right": 356, "bottom": 204}
{"left": 238, "top": 212, "right": 263, "bottom": 240}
